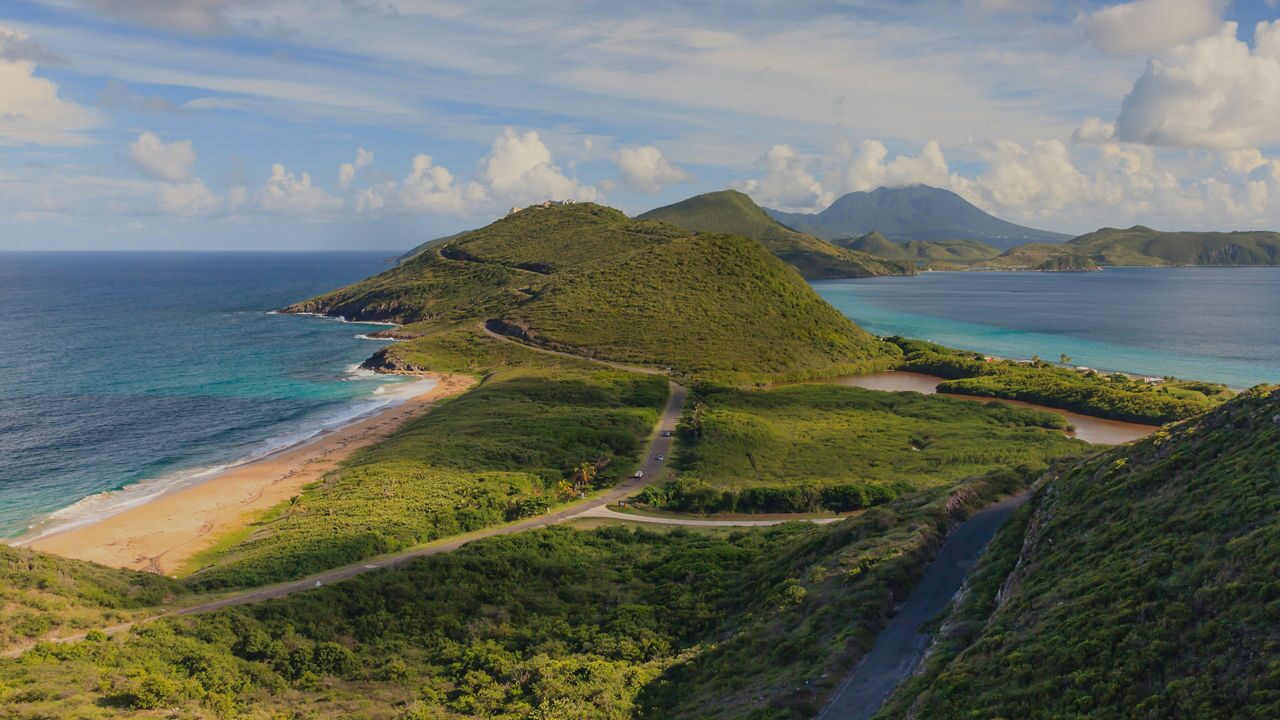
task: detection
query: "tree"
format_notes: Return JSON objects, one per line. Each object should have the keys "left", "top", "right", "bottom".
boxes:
{"left": 573, "top": 461, "right": 597, "bottom": 492}
{"left": 1060, "top": 353, "right": 1072, "bottom": 366}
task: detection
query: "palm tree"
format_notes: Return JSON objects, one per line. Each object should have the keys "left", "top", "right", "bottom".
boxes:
{"left": 574, "top": 460, "right": 597, "bottom": 492}
{"left": 1060, "top": 353, "right": 1072, "bottom": 366}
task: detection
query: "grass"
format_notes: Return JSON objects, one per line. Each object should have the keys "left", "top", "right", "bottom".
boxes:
{"left": 876, "top": 386, "right": 1280, "bottom": 720}
{"left": 636, "top": 190, "right": 910, "bottom": 279}
{"left": 840, "top": 231, "right": 1000, "bottom": 265}
{"left": 510, "top": 232, "right": 900, "bottom": 383}
{"left": 183, "top": 332, "right": 668, "bottom": 589}
{"left": 287, "top": 202, "right": 900, "bottom": 383}
{"left": 0, "top": 471, "right": 1039, "bottom": 720}
{"left": 636, "top": 382, "right": 1086, "bottom": 514}
{"left": 891, "top": 336, "right": 1233, "bottom": 424}
{"left": 0, "top": 545, "right": 185, "bottom": 652}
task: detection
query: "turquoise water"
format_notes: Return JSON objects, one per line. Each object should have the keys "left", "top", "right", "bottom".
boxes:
{"left": 0, "top": 252, "right": 422, "bottom": 539}
{"left": 812, "top": 268, "right": 1280, "bottom": 389}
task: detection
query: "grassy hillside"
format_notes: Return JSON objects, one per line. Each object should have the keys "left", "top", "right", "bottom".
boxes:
{"left": 879, "top": 386, "right": 1280, "bottom": 719}
{"left": 636, "top": 190, "right": 910, "bottom": 279}
{"left": 840, "top": 231, "right": 1000, "bottom": 265}
{"left": 1, "top": 546, "right": 184, "bottom": 652}
{"left": 769, "top": 186, "right": 1070, "bottom": 250}
{"left": 992, "top": 225, "right": 1280, "bottom": 268}
{"left": 186, "top": 334, "right": 668, "bottom": 589}
{"left": 0, "top": 472, "right": 1038, "bottom": 720}
{"left": 290, "top": 202, "right": 901, "bottom": 383}
{"left": 507, "top": 233, "right": 897, "bottom": 382}
{"left": 638, "top": 383, "right": 1084, "bottom": 514}
{"left": 891, "top": 337, "right": 1232, "bottom": 424}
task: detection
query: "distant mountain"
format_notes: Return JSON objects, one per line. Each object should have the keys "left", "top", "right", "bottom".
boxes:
{"left": 840, "top": 231, "right": 1000, "bottom": 264}
{"left": 992, "top": 225, "right": 1280, "bottom": 268}
{"left": 636, "top": 190, "right": 912, "bottom": 279}
{"left": 768, "top": 186, "right": 1071, "bottom": 250}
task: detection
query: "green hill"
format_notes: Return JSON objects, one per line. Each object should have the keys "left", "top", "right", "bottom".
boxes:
{"left": 1, "top": 544, "right": 184, "bottom": 651}
{"left": 288, "top": 201, "right": 899, "bottom": 382}
{"left": 636, "top": 190, "right": 911, "bottom": 279}
{"left": 992, "top": 225, "right": 1280, "bottom": 268}
{"left": 840, "top": 231, "right": 1000, "bottom": 264}
{"left": 879, "top": 386, "right": 1280, "bottom": 719}
{"left": 768, "top": 186, "right": 1070, "bottom": 250}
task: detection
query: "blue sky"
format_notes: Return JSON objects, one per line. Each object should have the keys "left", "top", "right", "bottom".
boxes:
{"left": 1, "top": 0, "right": 1279, "bottom": 249}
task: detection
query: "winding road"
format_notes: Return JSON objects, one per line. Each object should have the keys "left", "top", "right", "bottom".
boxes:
{"left": 817, "top": 493, "right": 1030, "bottom": 720}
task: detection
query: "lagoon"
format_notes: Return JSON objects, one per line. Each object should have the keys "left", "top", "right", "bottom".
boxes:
{"left": 812, "top": 267, "right": 1280, "bottom": 389}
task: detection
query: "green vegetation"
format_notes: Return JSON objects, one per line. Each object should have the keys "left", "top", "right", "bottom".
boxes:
{"left": 0, "top": 546, "right": 184, "bottom": 651}
{"left": 1035, "top": 253, "right": 1101, "bottom": 272}
{"left": 0, "top": 470, "right": 1039, "bottom": 719}
{"left": 289, "top": 202, "right": 899, "bottom": 383}
{"left": 636, "top": 382, "right": 1084, "bottom": 514}
{"left": 991, "top": 224, "right": 1280, "bottom": 268}
{"left": 636, "top": 190, "right": 910, "bottom": 279}
{"left": 840, "top": 231, "right": 1000, "bottom": 266}
{"left": 768, "top": 186, "right": 1069, "bottom": 250}
{"left": 891, "top": 337, "right": 1232, "bottom": 424}
{"left": 188, "top": 343, "right": 667, "bottom": 588}
{"left": 878, "top": 386, "right": 1280, "bottom": 719}
{"left": 507, "top": 233, "right": 898, "bottom": 383}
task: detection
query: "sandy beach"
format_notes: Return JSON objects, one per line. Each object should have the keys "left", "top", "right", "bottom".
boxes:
{"left": 24, "top": 372, "right": 476, "bottom": 575}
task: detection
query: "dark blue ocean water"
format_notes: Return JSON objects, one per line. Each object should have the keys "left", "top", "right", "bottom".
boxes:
{"left": 0, "top": 252, "right": 424, "bottom": 539}
{"left": 813, "top": 267, "right": 1280, "bottom": 389}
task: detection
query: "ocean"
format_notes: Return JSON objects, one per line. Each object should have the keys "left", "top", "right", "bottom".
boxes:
{"left": 812, "top": 267, "right": 1280, "bottom": 389}
{"left": 0, "top": 252, "right": 425, "bottom": 539}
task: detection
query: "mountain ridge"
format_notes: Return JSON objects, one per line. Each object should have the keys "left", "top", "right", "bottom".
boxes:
{"left": 635, "top": 189, "right": 913, "bottom": 279}
{"left": 768, "top": 185, "right": 1071, "bottom": 250}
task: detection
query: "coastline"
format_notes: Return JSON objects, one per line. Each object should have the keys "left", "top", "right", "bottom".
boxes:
{"left": 20, "top": 372, "right": 476, "bottom": 575}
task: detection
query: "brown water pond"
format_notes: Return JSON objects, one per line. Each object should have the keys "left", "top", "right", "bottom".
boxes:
{"left": 828, "top": 371, "right": 1159, "bottom": 445}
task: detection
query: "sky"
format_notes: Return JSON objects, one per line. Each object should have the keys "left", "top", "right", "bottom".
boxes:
{"left": 1, "top": 0, "right": 1279, "bottom": 250}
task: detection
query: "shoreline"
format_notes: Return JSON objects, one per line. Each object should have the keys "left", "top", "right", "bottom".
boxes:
{"left": 20, "top": 372, "right": 476, "bottom": 575}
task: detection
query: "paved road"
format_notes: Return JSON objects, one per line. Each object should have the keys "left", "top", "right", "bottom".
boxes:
{"left": 580, "top": 505, "right": 843, "bottom": 527}
{"left": 0, "top": 380, "right": 687, "bottom": 657}
{"left": 480, "top": 323, "right": 667, "bottom": 375}
{"left": 817, "top": 493, "right": 1030, "bottom": 720}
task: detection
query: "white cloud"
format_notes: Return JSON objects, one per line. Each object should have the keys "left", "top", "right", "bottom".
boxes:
{"left": 159, "top": 180, "right": 219, "bottom": 216}
{"left": 962, "top": 139, "right": 1093, "bottom": 215}
{"left": 828, "top": 139, "right": 953, "bottom": 195}
{"left": 0, "top": 27, "right": 97, "bottom": 146}
{"left": 737, "top": 140, "right": 960, "bottom": 211}
{"left": 129, "top": 131, "right": 197, "bottom": 182}
{"left": 612, "top": 145, "right": 693, "bottom": 193}
{"left": 1112, "top": 22, "right": 1280, "bottom": 149}
{"left": 1079, "top": 0, "right": 1225, "bottom": 56}
{"left": 356, "top": 154, "right": 486, "bottom": 214}
{"left": 736, "top": 144, "right": 827, "bottom": 211}
{"left": 1072, "top": 117, "right": 1117, "bottom": 143}
{"left": 480, "top": 128, "right": 601, "bottom": 206}
{"left": 338, "top": 146, "right": 374, "bottom": 189}
{"left": 78, "top": 0, "right": 259, "bottom": 34}
{"left": 257, "top": 163, "right": 343, "bottom": 216}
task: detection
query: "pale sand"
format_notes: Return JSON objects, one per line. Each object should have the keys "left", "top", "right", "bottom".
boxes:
{"left": 26, "top": 373, "right": 477, "bottom": 575}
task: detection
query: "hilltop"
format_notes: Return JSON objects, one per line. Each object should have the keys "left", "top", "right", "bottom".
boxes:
{"left": 768, "top": 186, "right": 1070, "bottom": 250}
{"left": 879, "top": 386, "right": 1280, "bottom": 719}
{"left": 636, "top": 190, "right": 911, "bottom": 279}
{"left": 991, "top": 225, "right": 1280, "bottom": 268}
{"left": 287, "top": 201, "right": 899, "bottom": 382}
{"left": 840, "top": 231, "right": 1000, "bottom": 265}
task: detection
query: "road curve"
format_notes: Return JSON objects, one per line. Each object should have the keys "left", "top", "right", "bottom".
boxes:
{"left": 579, "top": 505, "right": 843, "bottom": 527}
{"left": 817, "top": 493, "right": 1030, "bottom": 720}
{"left": 0, "top": 380, "right": 687, "bottom": 658}
{"left": 479, "top": 323, "right": 667, "bottom": 375}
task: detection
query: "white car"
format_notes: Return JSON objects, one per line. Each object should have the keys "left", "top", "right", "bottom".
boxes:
{"left": 633, "top": 470, "right": 644, "bottom": 479}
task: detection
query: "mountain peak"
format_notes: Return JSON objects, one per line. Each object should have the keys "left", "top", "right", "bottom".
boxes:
{"left": 768, "top": 185, "right": 1071, "bottom": 250}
